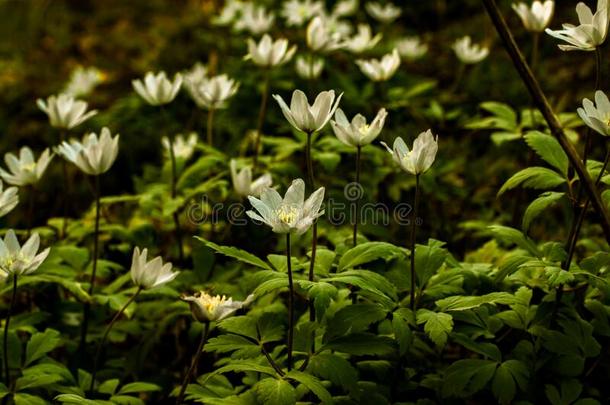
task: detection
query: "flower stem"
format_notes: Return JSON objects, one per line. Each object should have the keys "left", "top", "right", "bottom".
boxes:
{"left": 89, "top": 287, "right": 142, "bottom": 395}
{"left": 176, "top": 321, "right": 210, "bottom": 405}
{"left": 286, "top": 233, "right": 294, "bottom": 371}
{"left": 206, "top": 108, "right": 215, "bottom": 147}
{"left": 305, "top": 132, "right": 317, "bottom": 323}
{"left": 253, "top": 70, "right": 270, "bottom": 172}
{"left": 27, "top": 185, "right": 35, "bottom": 238}
{"left": 353, "top": 146, "right": 362, "bottom": 247}
{"left": 3, "top": 275, "right": 17, "bottom": 386}
{"left": 409, "top": 175, "right": 420, "bottom": 310}
{"left": 60, "top": 130, "right": 69, "bottom": 238}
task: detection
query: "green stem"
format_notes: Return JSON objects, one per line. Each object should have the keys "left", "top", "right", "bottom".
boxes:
{"left": 60, "top": 130, "right": 69, "bottom": 238}
{"left": 163, "top": 109, "right": 184, "bottom": 264}
{"left": 286, "top": 233, "right": 294, "bottom": 371}
{"left": 353, "top": 146, "right": 361, "bottom": 247}
{"left": 305, "top": 132, "right": 317, "bottom": 323}
{"left": 89, "top": 287, "right": 142, "bottom": 395}
{"left": 176, "top": 321, "right": 210, "bottom": 405}
{"left": 206, "top": 108, "right": 215, "bottom": 147}
{"left": 410, "top": 175, "right": 420, "bottom": 310}
{"left": 3, "top": 275, "right": 17, "bottom": 386}
{"left": 27, "top": 185, "right": 35, "bottom": 238}
{"left": 253, "top": 70, "right": 270, "bottom": 171}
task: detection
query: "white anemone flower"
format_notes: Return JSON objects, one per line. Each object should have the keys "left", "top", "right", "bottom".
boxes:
{"left": 545, "top": 0, "right": 608, "bottom": 51}
{"left": 247, "top": 178, "right": 325, "bottom": 235}
{"left": 230, "top": 160, "right": 273, "bottom": 198}
{"left": 331, "top": 108, "right": 388, "bottom": 147}
{"left": 345, "top": 24, "right": 382, "bottom": 54}
{"left": 306, "top": 16, "right": 344, "bottom": 53}
{"left": 0, "top": 181, "right": 18, "bottom": 218}
{"left": 0, "top": 230, "right": 50, "bottom": 277}
{"left": 130, "top": 247, "right": 177, "bottom": 290}
{"left": 189, "top": 74, "right": 239, "bottom": 110}
{"left": 381, "top": 130, "right": 439, "bottom": 175}
{"left": 132, "top": 71, "right": 182, "bottom": 106}
{"left": 63, "top": 66, "right": 105, "bottom": 98}
{"left": 37, "top": 93, "right": 98, "bottom": 130}
{"left": 246, "top": 34, "right": 297, "bottom": 67}
{"left": 452, "top": 36, "right": 489, "bottom": 64}
{"left": 577, "top": 90, "right": 610, "bottom": 136}
{"left": 183, "top": 63, "right": 208, "bottom": 88}
{"left": 181, "top": 291, "right": 255, "bottom": 322}
{"left": 396, "top": 36, "right": 428, "bottom": 60}
{"left": 295, "top": 55, "right": 325, "bottom": 79}
{"left": 333, "top": 0, "right": 359, "bottom": 17}
{"left": 281, "top": 0, "right": 324, "bottom": 27}
{"left": 365, "top": 2, "right": 402, "bottom": 24}
{"left": 0, "top": 147, "right": 53, "bottom": 186}
{"left": 273, "top": 89, "right": 343, "bottom": 134}
{"left": 234, "top": 4, "right": 275, "bottom": 35}
{"left": 56, "top": 127, "right": 119, "bottom": 176}
{"left": 512, "top": 1, "right": 554, "bottom": 32}
{"left": 356, "top": 49, "right": 401, "bottom": 81}
{"left": 213, "top": 0, "right": 243, "bottom": 26}
{"left": 162, "top": 133, "right": 198, "bottom": 160}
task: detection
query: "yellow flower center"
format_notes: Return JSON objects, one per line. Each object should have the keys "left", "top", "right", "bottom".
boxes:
{"left": 22, "top": 163, "right": 37, "bottom": 172}
{"left": 276, "top": 206, "right": 299, "bottom": 225}
{"left": 197, "top": 293, "right": 228, "bottom": 314}
{"left": 359, "top": 124, "right": 370, "bottom": 135}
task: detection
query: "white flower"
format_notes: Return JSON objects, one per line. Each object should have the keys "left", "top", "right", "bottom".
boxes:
{"left": 213, "top": 0, "right": 243, "bottom": 26}
{"left": 396, "top": 36, "right": 428, "bottom": 60}
{"left": 230, "top": 159, "right": 273, "bottom": 198}
{"left": 132, "top": 71, "right": 182, "bottom": 106}
{"left": 234, "top": 4, "right": 275, "bottom": 35}
{"left": 0, "top": 230, "right": 50, "bottom": 277}
{"left": 295, "top": 55, "right": 325, "bottom": 79}
{"left": 37, "top": 93, "right": 98, "bottom": 130}
{"left": 281, "top": 0, "right": 324, "bottom": 27}
{"left": 306, "top": 16, "right": 344, "bottom": 53}
{"left": 452, "top": 36, "right": 489, "bottom": 64}
{"left": 246, "top": 34, "right": 297, "bottom": 67}
{"left": 162, "top": 133, "right": 198, "bottom": 160}
{"left": 356, "top": 48, "right": 401, "bottom": 81}
{"left": 247, "top": 178, "right": 325, "bottom": 235}
{"left": 345, "top": 24, "right": 382, "bottom": 54}
{"left": 577, "top": 90, "right": 610, "bottom": 136}
{"left": 189, "top": 74, "right": 239, "bottom": 110}
{"left": 273, "top": 89, "right": 343, "bottom": 133}
{"left": 130, "top": 247, "right": 177, "bottom": 290}
{"left": 381, "top": 130, "right": 439, "bottom": 175}
{"left": 331, "top": 108, "right": 388, "bottom": 147}
{"left": 181, "top": 291, "right": 255, "bottom": 322}
{"left": 545, "top": 0, "right": 609, "bottom": 51}
{"left": 63, "top": 66, "right": 105, "bottom": 98}
{"left": 365, "top": 2, "right": 402, "bottom": 24}
{"left": 333, "top": 0, "right": 359, "bottom": 17}
{"left": 513, "top": 1, "right": 554, "bottom": 32}
{"left": 0, "top": 181, "right": 18, "bottom": 218}
{"left": 0, "top": 147, "right": 53, "bottom": 186}
{"left": 183, "top": 62, "right": 208, "bottom": 88}
{"left": 56, "top": 127, "right": 119, "bottom": 176}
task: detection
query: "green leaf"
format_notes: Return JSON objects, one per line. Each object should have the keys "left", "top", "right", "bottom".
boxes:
{"left": 488, "top": 225, "right": 539, "bottom": 256}
{"left": 118, "top": 382, "right": 161, "bottom": 394}
{"left": 442, "top": 359, "right": 497, "bottom": 398}
{"left": 522, "top": 192, "right": 565, "bottom": 232}
{"left": 308, "top": 282, "right": 338, "bottom": 320}
{"left": 391, "top": 314, "right": 412, "bottom": 356}
{"left": 414, "top": 242, "right": 448, "bottom": 289}
{"left": 481, "top": 102, "right": 518, "bottom": 126}
{"left": 492, "top": 360, "right": 529, "bottom": 404}
{"left": 98, "top": 379, "right": 120, "bottom": 395}
{"left": 545, "top": 266, "right": 575, "bottom": 287}
{"left": 338, "top": 242, "right": 404, "bottom": 271}
{"left": 524, "top": 131, "right": 569, "bottom": 175}
{"left": 285, "top": 370, "right": 333, "bottom": 404}
{"left": 194, "top": 238, "right": 272, "bottom": 270}
{"left": 327, "top": 303, "right": 387, "bottom": 338}
{"left": 25, "top": 328, "right": 61, "bottom": 366}
{"left": 218, "top": 316, "right": 258, "bottom": 340}
{"left": 205, "top": 334, "right": 259, "bottom": 357}
{"left": 201, "top": 360, "right": 278, "bottom": 383}
{"left": 498, "top": 167, "right": 566, "bottom": 196}
{"left": 13, "top": 393, "right": 48, "bottom": 405}
{"left": 255, "top": 378, "right": 296, "bottom": 405}
{"left": 435, "top": 292, "right": 517, "bottom": 311}
{"left": 54, "top": 394, "right": 105, "bottom": 405}
{"left": 15, "top": 373, "right": 64, "bottom": 390}
{"left": 416, "top": 309, "right": 453, "bottom": 348}
{"left": 322, "top": 333, "right": 395, "bottom": 355}
{"left": 308, "top": 353, "right": 358, "bottom": 390}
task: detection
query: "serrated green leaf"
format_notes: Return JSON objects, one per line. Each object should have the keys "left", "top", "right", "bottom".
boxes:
{"left": 435, "top": 292, "right": 517, "bottom": 311}
{"left": 416, "top": 309, "right": 453, "bottom": 348}
{"left": 255, "top": 378, "right": 296, "bottom": 405}
{"left": 524, "top": 131, "right": 569, "bottom": 175}
{"left": 498, "top": 167, "right": 566, "bottom": 196}
{"left": 284, "top": 370, "right": 333, "bottom": 404}
{"left": 308, "top": 353, "right": 358, "bottom": 390}
{"left": 25, "top": 328, "right": 61, "bottom": 366}
{"left": 195, "top": 238, "right": 272, "bottom": 270}
{"left": 338, "top": 242, "right": 404, "bottom": 271}
{"left": 522, "top": 191, "right": 565, "bottom": 232}
{"left": 118, "top": 382, "right": 161, "bottom": 394}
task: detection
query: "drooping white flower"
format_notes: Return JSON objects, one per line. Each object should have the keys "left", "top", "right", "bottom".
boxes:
{"left": 188, "top": 74, "right": 239, "bottom": 110}
{"left": 545, "top": 0, "right": 608, "bottom": 51}
{"left": 281, "top": 0, "right": 324, "bottom": 27}
{"left": 295, "top": 55, "right": 325, "bottom": 79}
{"left": 331, "top": 108, "right": 388, "bottom": 147}
{"left": 344, "top": 24, "right": 382, "bottom": 54}
{"left": 365, "top": 2, "right": 402, "bottom": 24}
{"left": 356, "top": 49, "right": 401, "bottom": 81}
{"left": 234, "top": 4, "right": 275, "bottom": 35}
{"left": 132, "top": 71, "right": 182, "bottom": 106}
{"left": 333, "top": 0, "right": 359, "bottom": 17}
{"left": 181, "top": 291, "right": 255, "bottom": 322}
{"left": 162, "top": 133, "right": 198, "bottom": 160}
{"left": 0, "top": 230, "right": 50, "bottom": 277}
{"left": 577, "top": 90, "right": 610, "bottom": 136}
{"left": 130, "top": 247, "right": 177, "bottom": 290}
{"left": 56, "top": 127, "right": 119, "bottom": 176}
{"left": 381, "top": 130, "right": 439, "bottom": 175}
{"left": 0, "top": 181, "right": 18, "bottom": 218}
{"left": 230, "top": 159, "right": 273, "bottom": 198}
{"left": 37, "top": 93, "right": 98, "bottom": 130}
{"left": 396, "top": 36, "right": 428, "bottom": 60}
{"left": 63, "top": 66, "right": 105, "bottom": 98}
{"left": 452, "top": 36, "right": 489, "bottom": 64}
{"left": 306, "top": 16, "right": 344, "bottom": 53}
{"left": 246, "top": 34, "right": 297, "bottom": 67}
{"left": 513, "top": 1, "right": 554, "bottom": 32}
{"left": 0, "top": 147, "right": 53, "bottom": 186}
{"left": 273, "top": 89, "right": 343, "bottom": 133}
{"left": 247, "top": 178, "right": 325, "bottom": 235}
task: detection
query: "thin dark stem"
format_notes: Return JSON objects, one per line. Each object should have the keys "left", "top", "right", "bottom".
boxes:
{"left": 89, "top": 287, "right": 142, "bottom": 395}
{"left": 60, "top": 130, "right": 68, "bottom": 238}
{"left": 410, "top": 175, "right": 420, "bottom": 310}
{"left": 27, "top": 185, "right": 35, "bottom": 238}
{"left": 162, "top": 108, "right": 184, "bottom": 263}
{"left": 353, "top": 146, "right": 361, "bottom": 247}
{"left": 253, "top": 70, "right": 270, "bottom": 171}
{"left": 3, "top": 275, "right": 17, "bottom": 386}
{"left": 305, "top": 132, "right": 316, "bottom": 322}
{"left": 481, "top": 0, "right": 610, "bottom": 244}
{"left": 286, "top": 233, "right": 294, "bottom": 371}
{"left": 262, "top": 345, "right": 285, "bottom": 376}
{"left": 530, "top": 32, "right": 539, "bottom": 74}
{"left": 206, "top": 108, "right": 215, "bottom": 147}
{"left": 176, "top": 322, "right": 210, "bottom": 405}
